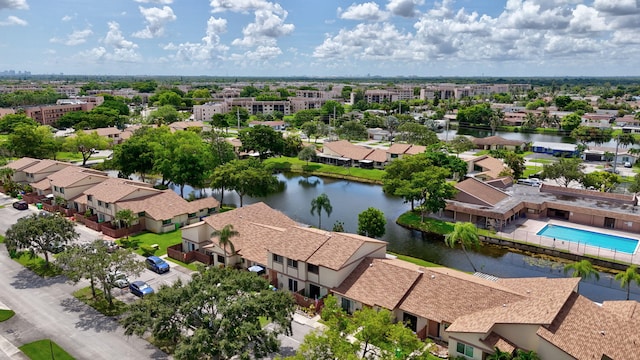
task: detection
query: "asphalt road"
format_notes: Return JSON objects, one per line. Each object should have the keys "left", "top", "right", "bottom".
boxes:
{"left": 0, "top": 192, "right": 311, "bottom": 359}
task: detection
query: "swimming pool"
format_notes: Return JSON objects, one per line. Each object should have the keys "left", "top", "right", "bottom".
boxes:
{"left": 537, "top": 224, "right": 639, "bottom": 254}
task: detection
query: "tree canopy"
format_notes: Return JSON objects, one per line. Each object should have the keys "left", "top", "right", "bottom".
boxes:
{"left": 238, "top": 125, "right": 284, "bottom": 160}
{"left": 63, "top": 130, "right": 110, "bottom": 166}
{"left": 357, "top": 207, "right": 386, "bottom": 238}
{"left": 121, "top": 266, "right": 295, "bottom": 360}
{"left": 310, "top": 193, "right": 333, "bottom": 229}
{"left": 445, "top": 222, "right": 481, "bottom": 272}
{"left": 5, "top": 214, "right": 79, "bottom": 266}
{"left": 541, "top": 158, "right": 585, "bottom": 187}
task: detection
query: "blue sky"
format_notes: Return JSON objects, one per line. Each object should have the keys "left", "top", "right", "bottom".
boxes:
{"left": 0, "top": 0, "right": 639, "bottom": 77}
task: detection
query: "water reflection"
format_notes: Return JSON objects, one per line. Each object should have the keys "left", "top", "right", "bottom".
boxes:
{"left": 116, "top": 170, "right": 638, "bottom": 303}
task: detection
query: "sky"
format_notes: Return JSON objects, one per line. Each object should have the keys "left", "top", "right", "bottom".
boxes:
{"left": 0, "top": 0, "right": 639, "bottom": 77}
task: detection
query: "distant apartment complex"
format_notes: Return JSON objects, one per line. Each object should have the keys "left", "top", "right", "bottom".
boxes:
{"left": 24, "top": 96, "right": 104, "bottom": 126}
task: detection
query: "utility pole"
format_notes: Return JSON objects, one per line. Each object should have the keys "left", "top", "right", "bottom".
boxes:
{"left": 237, "top": 107, "right": 240, "bottom": 131}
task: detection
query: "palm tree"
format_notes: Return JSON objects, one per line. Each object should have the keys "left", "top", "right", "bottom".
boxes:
{"left": 114, "top": 209, "right": 137, "bottom": 239}
{"left": 513, "top": 349, "right": 540, "bottom": 360}
{"left": 310, "top": 193, "right": 332, "bottom": 229}
{"left": 211, "top": 224, "right": 239, "bottom": 267}
{"left": 563, "top": 260, "right": 600, "bottom": 293}
{"left": 615, "top": 265, "right": 640, "bottom": 300}
{"left": 487, "top": 348, "right": 513, "bottom": 360}
{"left": 444, "top": 222, "right": 481, "bottom": 272}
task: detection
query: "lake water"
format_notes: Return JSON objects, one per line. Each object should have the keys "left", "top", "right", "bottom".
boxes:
{"left": 170, "top": 172, "right": 640, "bottom": 303}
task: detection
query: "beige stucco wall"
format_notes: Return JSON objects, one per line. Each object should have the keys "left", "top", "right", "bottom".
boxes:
{"left": 447, "top": 333, "right": 490, "bottom": 360}
{"left": 181, "top": 222, "right": 212, "bottom": 251}
{"left": 29, "top": 164, "right": 70, "bottom": 183}
{"left": 536, "top": 338, "right": 575, "bottom": 360}
{"left": 492, "top": 324, "right": 541, "bottom": 352}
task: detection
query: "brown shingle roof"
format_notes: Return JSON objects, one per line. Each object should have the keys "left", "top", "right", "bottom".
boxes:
{"left": 400, "top": 267, "right": 525, "bottom": 324}
{"left": 474, "top": 156, "right": 506, "bottom": 179}
{"left": 83, "top": 177, "right": 156, "bottom": 203}
{"left": 323, "top": 140, "right": 374, "bottom": 160}
{"left": 454, "top": 177, "right": 510, "bottom": 206}
{"left": 31, "top": 178, "right": 51, "bottom": 191}
{"left": 118, "top": 191, "right": 218, "bottom": 220}
{"left": 481, "top": 332, "right": 516, "bottom": 354}
{"left": 470, "top": 136, "right": 527, "bottom": 147}
{"left": 23, "top": 159, "right": 71, "bottom": 174}
{"left": 333, "top": 258, "right": 422, "bottom": 309}
{"left": 536, "top": 293, "right": 640, "bottom": 360}
{"left": 46, "top": 166, "right": 108, "bottom": 188}
{"left": 4, "top": 157, "right": 41, "bottom": 171}
{"left": 306, "top": 231, "right": 386, "bottom": 270}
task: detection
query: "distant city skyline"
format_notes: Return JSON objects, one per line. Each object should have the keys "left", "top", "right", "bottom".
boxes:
{"left": 0, "top": 1, "right": 639, "bottom": 77}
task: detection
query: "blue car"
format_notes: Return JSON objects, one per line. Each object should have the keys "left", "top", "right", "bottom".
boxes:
{"left": 145, "top": 255, "right": 170, "bottom": 274}
{"left": 129, "top": 280, "right": 154, "bottom": 297}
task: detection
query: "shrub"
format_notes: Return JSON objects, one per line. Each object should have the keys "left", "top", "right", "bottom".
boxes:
{"left": 140, "top": 244, "right": 157, "bottom": 257}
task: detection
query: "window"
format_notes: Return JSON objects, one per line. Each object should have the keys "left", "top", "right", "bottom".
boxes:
{"left": 287, "top": 259, "right": 298, "bottom": 269}
{"left": 53, "top": 186, "right": 58, "bottom": 192}
{"left": 98, "top": 200, "right": 103, "bottom": 206}
{"left": 162, "top": 219, "right": 171, "bottom": 225}
{"left": 138, "top": 211, "right": 145, "bottom": 217}
{"left": 272, "top": 254, "right": 283, "bottom": 263}
{"left": 105, "top": 202, "right": 110, "bottom": 209}
{"left": 217, "top": 255, "right": 224, "bottom": 263}
{"left": 308, "top": 264, "right": 319, "bottom": 274}
{"left": 188, "top": 213, "right": 196, "bottom": 218}
{"left": 288, "top": 278, "right": 298, "bottom": 292}
{"left": 456, "top": 342, "right": 474, "bottom": 358}
{"left": 87, "top": 195, "right": 93, "bottom": 201}
{"left": 59, "top": 187, "right": 65, "bottom": 194}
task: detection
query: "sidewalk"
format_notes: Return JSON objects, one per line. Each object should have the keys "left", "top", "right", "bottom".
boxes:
{"left": 0, "top": 300, "right": 29, "bottom": 360}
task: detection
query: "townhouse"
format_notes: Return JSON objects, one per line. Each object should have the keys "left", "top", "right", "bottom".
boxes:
{"left": 3, "top": 158, "right": 219, "bottom": 235}
{"left": 171, "top": 201, "right": 640, "bottom": 360}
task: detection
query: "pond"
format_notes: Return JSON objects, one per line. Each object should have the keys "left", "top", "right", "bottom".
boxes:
{"left": 170, "top": 172, "right": 640, "bottom": 303}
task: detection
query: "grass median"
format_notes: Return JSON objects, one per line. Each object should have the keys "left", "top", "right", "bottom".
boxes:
{"left": 19, "top": 339, "right": 75, "bottom": 360}
{"left": 73, "top": 287, "right": 128, "bottom": 317}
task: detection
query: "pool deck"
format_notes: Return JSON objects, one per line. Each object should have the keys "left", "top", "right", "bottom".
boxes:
{"left": 495, "top": 218, "right": 640, "bottom": 266}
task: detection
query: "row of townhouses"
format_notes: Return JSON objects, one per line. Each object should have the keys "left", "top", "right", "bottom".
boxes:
{"left": 4, "top": 157, "right": 218, "bottom": 237}
{"left": 170, "top": 201, "right": 640, "bottom": 360}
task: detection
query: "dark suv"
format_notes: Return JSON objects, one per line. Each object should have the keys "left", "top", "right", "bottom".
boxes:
{"left": 12, "top": 201, "right": 28, "bottom": 210}
{"left": 145, "top": 256, "right": 170, "bottom": 274}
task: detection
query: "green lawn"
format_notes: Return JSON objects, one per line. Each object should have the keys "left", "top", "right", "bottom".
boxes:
{"left": 0, "top": 309, "right": 15, "bottom": 322}
{"left": 264, "top": 156, "right": 385, "bottom": 183}
{"left": 12, "top": 251, "right": 62, "bottom": 278}
{"left": 19, "top": 340, "right": 75, "bottom": 360}
{"left": 55, "top": 151, "right": 83, "bottom": 162}
{"left": 73, "top": 287, "right": 128, "bottom": 317}
{"left": 527, "top": 158, "right": 553, "bottom": 164}
{"left": 387, "top": 253, "right": 439, "bottom": 268}
{"left": 523, "top": 165, "right": 543, "bottom": 178}
{"left": 118, "top": 230, "right": 182, "bottom": 257}
{"left": 396, "top": 212, "right": 454, "bottom": 235}
{"left": 0, "top": 235, "right": 4, "bottom": 243}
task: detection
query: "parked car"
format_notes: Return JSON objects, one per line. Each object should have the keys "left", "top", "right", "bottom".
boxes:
{"left": 45, "top": 241, "right": 66, "bottom": 254}
{"left": 109, "top": 272, "right": 129, "bottom": 288}
{"left": 100, "top": 240, "right": 119, "bottom": 253}
{"left": 605, "top": 168, "right": 620, "bottom": 174}
{"left": 624, "top": 162, "right": 632, "bottom": 168}
{"left": 145, "top": 255, "right": 170, "bottom": 274}
{"left": 129, "top": 280, "right": 154, "bottom": 297}
{"left": 12, "top": 200, "right": 28, "bottom": 210}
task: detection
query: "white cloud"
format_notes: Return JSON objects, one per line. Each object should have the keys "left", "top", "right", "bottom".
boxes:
{"left": 0, "top": 0, "right": 28, "bottom": 10}
{"left": 104, "top": 21, "right": 137, "bottom": 49}
{"left": 134, "top": 0, "right": 173, "bottom": 4}
{"left": 231, "top": 8, "right": 294, "bottom": 47}
{"left": 314, "top": 22, "right": 413, "bottom": 60}
{"left": 133, "top": 6, "right": 176, "bottom": 39}
{"left": 593, "top": 0, "right": 639, "bottom": 15}
{"left": 209, "top": 0, "right": 277, "bottom": 13}
{"left": 0, "top": 15, "right": 26, "bottom": 26}
{"left": 568, "top": 4, "right": 608, "bottom": 33}
{"left": 386, "top": 0, "right": 424, "bottom": 18}
{"left": 50, "top": 28, "right": 93, "bottom": 46}
{"left": 164, "top": 16, "right": 229, "bottom": 63}
{"left": 339, "top": 2, "right": 389, "bottom": 21}
{"left": 61, "top": 15, "right": 73, "bottom": 22}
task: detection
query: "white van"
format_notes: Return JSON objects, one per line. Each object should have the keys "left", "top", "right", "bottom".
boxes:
{"left": 517, "top": 178, "right": 542, "bottom": 187}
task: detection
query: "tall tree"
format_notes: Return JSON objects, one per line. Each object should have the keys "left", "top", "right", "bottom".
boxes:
{"left": 337, "top": 120, "right": 368, "bottom": 141}
{"left": 63, "top": 130, "right": 110, "bottom": 166}
{"left": 397, "top": 122, "right": 439, "bottom": 146}
{"left": 8, "top": 124, "right": 59, "bottom": 159}
{"left": 238, "top": 125, "right": 284, "bottom": 160}
{"left": 4, "top": 214, "right": 79, "bottom": 267}
{"left": 114, "top": 209, "right": 136, "bottom": 238}
{"left": 227, "top": 158, "right": 279, "bottom": 207}
{"left": 560, "top": 113, "right": 582, "bottom": 131}
{"left": 121, "top": 266, "right": 295, "bottom": 360}
{"left": 211, "top": 224, "right": 239, "bottom": 267}
{"left": 541, "top": 158, "right": 585, "bottom": 187}
{"left": 615, "top": 265, "right": 640, "bottom": 300}
{"left": 297, "top": 145, "right": 317, "bottom": 166}
{"left": 445, "top": 222, "right": 481, "bottom": 272}
{"left": 357, "top": 207, "right": 386, "bottom": 238}
{"left": 310, "top": 193, "right": 332, "bottom": 229}
{"left": 407, "top": 166, "right": 457, "bottom": 222}
{"left": 564, "top": 259, "right": 599, "bottom": 293}
{"left": 448, "top": 135, "right": 475, "bottom": 157}
{"left": 503, "top": 152, "right": 526, "bottom": 179}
